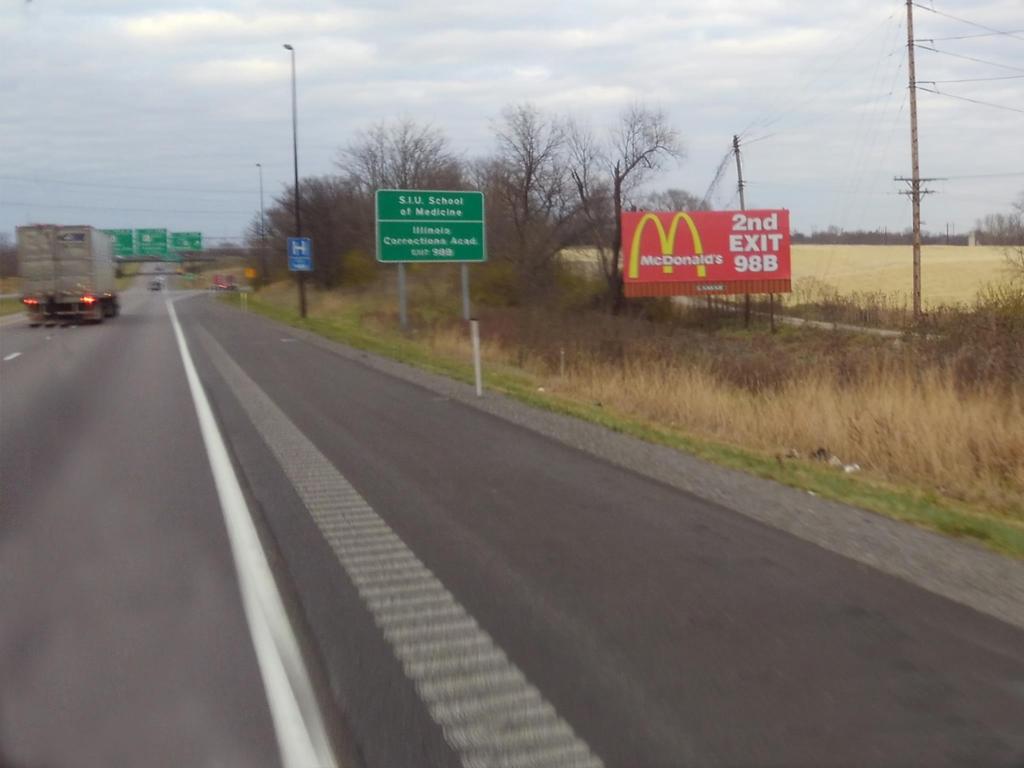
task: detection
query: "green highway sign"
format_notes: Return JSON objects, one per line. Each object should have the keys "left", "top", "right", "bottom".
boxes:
{"left": 376, "top": 189, "right": 486, "bottom": 263}
{"left": 103, "top": 229, "right": 135, "bottom": 258}
{"left": 170, "top": 231, "right": 202, "bottom": 252}
{"left": 135, "top": 229, "right": 168, "bottom": 257}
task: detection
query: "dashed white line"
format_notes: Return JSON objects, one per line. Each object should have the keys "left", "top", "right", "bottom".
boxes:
{"left": 3, "top": 352, "right": 22, "bottom": 361}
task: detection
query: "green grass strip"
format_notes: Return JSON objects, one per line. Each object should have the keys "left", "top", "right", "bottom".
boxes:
{"left": 0, "top": 297, "right": 24, "bottom": 317}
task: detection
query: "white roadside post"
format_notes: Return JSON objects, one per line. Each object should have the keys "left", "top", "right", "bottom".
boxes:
{"left": 470, "top": 318, "right": 482, "bottom": 397}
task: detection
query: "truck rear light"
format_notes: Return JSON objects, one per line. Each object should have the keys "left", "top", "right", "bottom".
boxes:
{"left": 81, "top": 295, "right": 96, "bottom": 305}
{"left": 23, "top": 298, "right": 39, "bottom": 305}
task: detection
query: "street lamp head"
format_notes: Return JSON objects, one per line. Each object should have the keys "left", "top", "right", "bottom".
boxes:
{"left": 283, "top": 43, "right": 293, "bottom": 51}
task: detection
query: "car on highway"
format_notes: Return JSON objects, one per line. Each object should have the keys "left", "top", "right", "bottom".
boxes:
{"left": 149, "top": 277, "right": 164, "bottom": 291}
{"left": 211, "top": 274, "right": 238, "bottom": 291}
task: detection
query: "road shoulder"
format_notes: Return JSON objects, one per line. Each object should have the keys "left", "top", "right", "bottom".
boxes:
{"left": 195, "top": 296, "right": 1024, "bottom": 630}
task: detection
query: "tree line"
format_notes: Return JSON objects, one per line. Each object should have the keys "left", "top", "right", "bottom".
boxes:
{"left": 252, "top": 104, "right": 688, "bottom": 310}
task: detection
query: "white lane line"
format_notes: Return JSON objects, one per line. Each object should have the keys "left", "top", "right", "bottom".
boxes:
{"left": 165, "top": 299, "right": 337, "bottom": 768}
{"left": 3, "top": 352, "right": 21, "bottom": 361}
{"left": 196, "top": 325, "right": 604, "bottom": 768}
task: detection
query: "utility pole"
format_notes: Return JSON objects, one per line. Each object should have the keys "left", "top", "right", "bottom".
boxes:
{"left": 905, "top": 0, "right": 923, "bottom": 318}
{"left": 733, "top": 134, "right": 752, "bottom": 329}
{"left": 895, "top": 1, "right": 945, "bottom": 318}
{"left": 283, "top": 43, "right": 307, "bottom": 318}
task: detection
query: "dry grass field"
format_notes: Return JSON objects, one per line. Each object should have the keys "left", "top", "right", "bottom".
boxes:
{"left": 423, "top": 316, "right": 1023, "bottom": 523}
{"left": 792, "top": 244, "right": 1013, "bottom": 306}
{"left": 561, "top": 245, "right": 1015, "bottom": 306}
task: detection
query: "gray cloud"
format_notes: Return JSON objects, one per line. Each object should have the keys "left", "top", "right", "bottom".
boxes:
{"left": 2, "top": 0, "right": 1022, "bottom": 243}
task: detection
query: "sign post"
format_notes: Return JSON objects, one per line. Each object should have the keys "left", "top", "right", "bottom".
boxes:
{"left": 398, "top": 264, "right": 408, "bottom": 330}
{"left": 287, "top": 237, "right": 312, "bottom": 318}
{"left": 375, "top": 189, "right": 486, "bottom": 329}
{"left": 461, "top": 263, "right": 471, "bottom": 321}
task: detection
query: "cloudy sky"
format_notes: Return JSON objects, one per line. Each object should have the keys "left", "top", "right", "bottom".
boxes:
{"left": 2, "top": 0, "right": 1022, "bottom": 245}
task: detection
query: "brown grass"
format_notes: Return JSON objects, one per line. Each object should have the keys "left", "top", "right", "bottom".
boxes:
{"left": 420, "top": 296, "right": 1024, "bottom": 523}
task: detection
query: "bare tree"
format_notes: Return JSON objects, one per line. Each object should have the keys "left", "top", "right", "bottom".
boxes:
{"left": 640, "top": 188, "right": 709, "bottom": 212}
{"left": 257, "top": 176, "right": 371, "bottom": 288}
{"left": 974, "top": 191, "right": 1024, "bottom": 280}
{"left": 0, "top": 232, "right": 16, "bottom": 279}
{"left": 338, "top": 118, "right": 463, "bottom": 192}
{"left": 486, "top": 104, "right": 581, "bottom": 299}
{"left": 1005, "top": 192, "right": 1024, "bottom": 282}
{"left": 567, "top": 122, "right": 614, "bottom": 290}
{"left": 570, "top": 105, "right": 684, "bottom": 310}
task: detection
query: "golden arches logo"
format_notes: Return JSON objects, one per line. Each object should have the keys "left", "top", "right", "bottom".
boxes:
{"left": 627, "top": 212, "right": 705, "bottom": 280}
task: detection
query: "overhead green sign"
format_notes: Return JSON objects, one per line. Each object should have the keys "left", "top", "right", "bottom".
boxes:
{"left": 375, "top": 189, "right": 486, "bottom": 263}
{"left": 102, "top": 229, "right": 134, "bottom": 258}
{"left": 135, "top": 229, "right": 168, "bottom": 257}
{"left": 170, "top": 231, "right": 202, "bottom": 252}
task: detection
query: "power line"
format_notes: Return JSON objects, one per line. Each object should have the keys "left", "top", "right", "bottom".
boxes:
{"left": 915, "top": 44, "right": 1024, "bottom": 73}
{"left": 700, "top": 146, "right": 735, "bottom": 209}
{"left": 937, "top": 171, "right": 1024, "bottom": 180}
{"left": 911, "top": 2, "right": 1024, "bottom": 41}
{"left": 920, "top": 30, "right": 1024, "bottom": 42}
{"left": 0, "top": 200, "right": 253, "bottom": 215}
{"left": 919, "top": 74, "right": 1024, "bottom": 84}
{"left": 740, "top": 4, "right": 905, "bottom": 135}
{"left": 737, "top": 133, "right": 777, "bottom": 146}
{"left": 0, "top": 174, "right": 255, "bottom": 196}
{"left": 917, "top": 85, "right": 1024, "bottom": 114}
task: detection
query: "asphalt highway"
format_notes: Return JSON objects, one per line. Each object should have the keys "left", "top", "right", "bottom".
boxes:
{"left": 0, "top": 286, "right": 279, "bottom": 768}
{"left": 2, "top": 283, "right": 1023, "bottom": 767}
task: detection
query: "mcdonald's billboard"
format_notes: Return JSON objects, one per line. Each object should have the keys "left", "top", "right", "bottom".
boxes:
{"left": 621, "top": 209, "right": 791, "bottom": 297}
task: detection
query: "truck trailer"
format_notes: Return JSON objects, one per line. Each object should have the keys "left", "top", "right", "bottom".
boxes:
{"left": 17, "top": 225, "right": 119, "bottom": 325}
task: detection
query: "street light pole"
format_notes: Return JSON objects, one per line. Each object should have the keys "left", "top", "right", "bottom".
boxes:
{"left": 256, "top": 162, "right": 268, "bottom": 286}
{"left": 283, "top": 43, "right": 306, "bottom": 318}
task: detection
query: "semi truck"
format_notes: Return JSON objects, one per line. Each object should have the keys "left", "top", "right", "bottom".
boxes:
{"left": 17, "top": 225, "right": 120, "bottom": 325}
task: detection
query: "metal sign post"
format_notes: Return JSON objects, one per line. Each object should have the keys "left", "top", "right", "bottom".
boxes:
{"left": 461, "top": 263, "right": 471, "bottom": 321}
{"left": 398, "top": 264, "right": 408, "bottom": 330}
